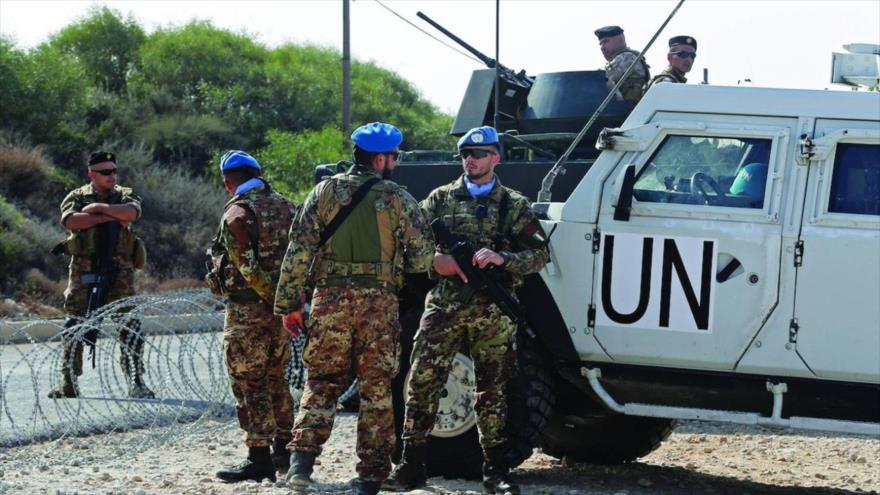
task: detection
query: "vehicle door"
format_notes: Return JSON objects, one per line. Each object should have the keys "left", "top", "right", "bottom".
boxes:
{"left": 591, "top": 115, "right": 797, "bottom": 370}
{"left": 792, "top": 120, "right": 880, "bottom": 382}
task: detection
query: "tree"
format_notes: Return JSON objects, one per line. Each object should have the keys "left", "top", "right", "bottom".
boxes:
{"left": 50, "top": 6, "right": 145, "bottom": 93}
{"left": 135, "top": 21, "right": 268, "bottom": 99}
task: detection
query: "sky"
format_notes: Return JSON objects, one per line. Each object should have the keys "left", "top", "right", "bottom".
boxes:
{"left": 1, "top": 0, "right": 878, "bottom": 115}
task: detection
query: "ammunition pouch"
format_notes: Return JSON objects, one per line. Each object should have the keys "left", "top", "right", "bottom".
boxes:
{"left": 204, "top": 250, "right": 225, "bottom": 297}
{"left": 131, "top": 236, "right": 147, "bottom": 270}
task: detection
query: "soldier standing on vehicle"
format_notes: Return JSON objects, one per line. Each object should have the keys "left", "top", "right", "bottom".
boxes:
{"left": 384, "top": 126, "right": 550, "bottom": 495}
{"left": 275, "top": 122, "right": 433, "bottom": 495}
{"left": 645, "top": 36, "right": 698, "bottom": 91}
{"left": 596, "top": 25, "right": 650, "bottom": 103}
{"left": 207, "top": 150, "right": 297, "bottom": 483}
{"left": 48, "top": 151, "right": 153, "bottom": 400}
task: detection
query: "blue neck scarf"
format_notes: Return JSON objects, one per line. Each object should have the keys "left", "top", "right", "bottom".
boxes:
{"left": 464, "top": 176, "right": 496, "bottom": 199}
{"left": 235, "top": 178, "right": 265, "bottom": 197}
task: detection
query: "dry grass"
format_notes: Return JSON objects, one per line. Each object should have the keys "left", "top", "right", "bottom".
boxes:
{"left": 0, "top": 134, "right": 52, "bottom": 198}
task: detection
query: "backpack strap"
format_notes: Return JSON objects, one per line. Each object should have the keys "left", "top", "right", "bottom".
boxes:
{"left": 318, "top": 178, "right": 381, "bottom": 248}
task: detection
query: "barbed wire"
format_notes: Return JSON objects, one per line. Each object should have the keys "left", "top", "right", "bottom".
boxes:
{"left": 0, "top": 288, "right": 319, "bottom": 470}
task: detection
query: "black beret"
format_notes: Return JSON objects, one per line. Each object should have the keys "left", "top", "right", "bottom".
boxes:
{"left": 594, "top": 25, "right": 624, "bottom": 39}
{"left": 88, "top": 151, "right": 116, "bottom": 166}
{"left": 669, "top": 36, "right": 697, "bottom": 50}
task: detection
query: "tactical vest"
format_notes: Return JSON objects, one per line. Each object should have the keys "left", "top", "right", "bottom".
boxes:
{"left": 209, "top": 186, "right": 295, "bottom": 299}
{"left": 607, "top": 48, "right": 651, "bottom": 102}
{"left": 645, "top": 67, "right": 686, "bottom": 91}
{"left": 309, "top": 170, "right": 406, "bottom": 289}
{"left": 60, "top": 185, "right": 139, "bottom": 262}
{"left": 432, "top": 182, "right": 512, "bottom": 255}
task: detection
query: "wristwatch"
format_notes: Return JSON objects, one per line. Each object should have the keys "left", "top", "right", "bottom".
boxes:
{"left": 499, "top": 250, "right": 512, "bottom": 267}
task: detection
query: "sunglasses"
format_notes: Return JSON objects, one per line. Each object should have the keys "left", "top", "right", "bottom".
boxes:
{"left": 384, "top": 151, "right": 400, "bottom": 160}
{"left": 91, "top": 168, "right": 117, "bottom": 176}
{"left": 672, "top": 51, "right": 696, "bottom": 59}
{"left": 460, "top": 149, "right": 497, "bottom": 159}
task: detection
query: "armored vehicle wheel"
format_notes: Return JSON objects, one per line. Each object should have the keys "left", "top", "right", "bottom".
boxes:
{"left": 393, "top": 306, "right": 555, "bottom": 479}
{"left": 541, "top": 411, "right": 676, "bottom": 464}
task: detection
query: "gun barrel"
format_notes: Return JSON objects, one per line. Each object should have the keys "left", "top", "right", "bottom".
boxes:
{"left": 417, "top": 11, "right": 498, "bottom": 69}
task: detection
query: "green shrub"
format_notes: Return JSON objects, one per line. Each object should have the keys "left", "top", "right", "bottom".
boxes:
{"left": 124, "top": 154, "right": 228, "bottom": 279}
{"left": 254, "top": 127, "right": 348, "bottom": 202}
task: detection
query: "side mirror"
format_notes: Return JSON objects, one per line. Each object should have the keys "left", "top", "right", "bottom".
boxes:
{"left": 613, "top": 164, "right": 637, "bottom": 222}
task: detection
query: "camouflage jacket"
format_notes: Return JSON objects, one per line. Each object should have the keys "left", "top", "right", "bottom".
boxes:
{"left": 274, "top": 164, "right": 433, "bottom": 314}
{"left": 645, "top": 66, "right": 687, "bottom": 91}
{"left": 207, "top": 182, "right": 296, "bottom": 304}
{"left": 421, "top": 175, "right": 550, "bottom": 304}
{"left": 604, "top": 47, "right": 651, "bottom": 103}
{"left": 58, "top": 183, "right": 142, "bottom": 262}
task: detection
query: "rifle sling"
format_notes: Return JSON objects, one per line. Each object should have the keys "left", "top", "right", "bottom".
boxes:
{"left": 318, "top": 178, "right": 381, "bottom": 248}
{"left": 493, "top": 190, "right": 510, "bottom": 252}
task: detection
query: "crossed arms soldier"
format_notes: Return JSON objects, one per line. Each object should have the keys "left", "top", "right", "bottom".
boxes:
{"left": 48, "top": 151, "right": 153, "bottom": 400}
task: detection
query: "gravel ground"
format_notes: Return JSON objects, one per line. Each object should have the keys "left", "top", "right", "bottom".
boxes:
{"left": 1, "top": 415, "right": 878, "bottom": 495}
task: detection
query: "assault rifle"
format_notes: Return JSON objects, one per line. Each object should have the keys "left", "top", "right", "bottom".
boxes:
{"left": 81, "top": 220, "right": 121, "bottom": 367}
{"left": 430, "top": 219, "right": 535, "bottom": 338}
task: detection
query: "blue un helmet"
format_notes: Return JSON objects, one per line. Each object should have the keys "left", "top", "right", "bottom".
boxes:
{"left": 729, "top": 163, "right": 769, "bottom": 197}
{"left": 219, "top": 150, "right": 261, "bottom": 173}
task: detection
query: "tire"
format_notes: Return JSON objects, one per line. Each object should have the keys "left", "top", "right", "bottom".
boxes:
{"left": 541, "top": 410, "right": 676, "bottom": 464}
{"left": 393, "top": 304, "right": 555, "bottom": 479}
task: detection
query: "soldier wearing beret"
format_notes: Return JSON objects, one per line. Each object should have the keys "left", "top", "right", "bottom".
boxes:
{"left": 384, "top": 126, "right": 549, "bottom": 495}
{"left": 595, "top": 25, "right": 651, "bottom": 103}
{"left": 48, "top": 152, "right": 153, "bottom": 400}
{"left": 207, "top": 151, "right": 298, "bottom": 483}
{"left": 645, "top": 36, "right": 698, "bottom": 91}
{"left": 276, "top": 122, "right": 433, "bottom": 495}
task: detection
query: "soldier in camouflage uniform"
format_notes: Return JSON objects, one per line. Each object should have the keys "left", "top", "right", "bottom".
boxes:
{"left": 275, "top": 122, "right": 433, "bottom": 495}
{"left": 384, "top": 126, "right": 549, "bottom": 495}
{"left": 48, "top": 151, "right": 153, "bottom": 400}
{"left": 595, "top": 25, "right": 650, "bottom": 103}
{"left": 645, "top": 35, "right": 697, "bottom": 91}
{"left": 207, "top": 151, "right": 297, "bottom": 483}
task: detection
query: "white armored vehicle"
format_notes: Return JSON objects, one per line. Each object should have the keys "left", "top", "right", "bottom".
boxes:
{"left": 393, "top": 71, "right": 880, "bottom": 475}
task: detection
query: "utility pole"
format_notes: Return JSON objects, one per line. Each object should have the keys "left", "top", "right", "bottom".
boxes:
{"left": 342, "top": 0, "right": 351, "bottom": 133}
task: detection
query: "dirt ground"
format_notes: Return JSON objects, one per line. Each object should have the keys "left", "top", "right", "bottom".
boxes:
{"left": 1, "top": 416, "right": 878, "bottom": 495}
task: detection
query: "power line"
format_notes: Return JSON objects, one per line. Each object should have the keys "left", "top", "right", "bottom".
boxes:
{"left": 371, "top": 0, "right": 483, "bottom": 65}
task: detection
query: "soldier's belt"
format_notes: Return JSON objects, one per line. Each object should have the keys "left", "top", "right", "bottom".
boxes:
{"left": 226, "top": 288, "right": 263, "bottom": 304}
{"left": 316, "top": 277, "right": 396, "bottom": 292}
{"left": 316, "top": 260, "right": 394, "bottom": 278}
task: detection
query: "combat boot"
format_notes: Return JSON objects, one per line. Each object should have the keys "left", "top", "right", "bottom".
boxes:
{"left": 271, "top": 439, "right": 290, "bottom": 472}
{"left": 482, "top": 446, "right": 519, "bottom": 495}
{"left": 46, "top": 374, "right": 78, "bottom": 399}
{"left": 48, "top": 337, "right": 82, "bottom": 399}
{"left": 286, "top": 451, "right": 316, "bottom": 488}
{"left": 216, "top": 446, "right": 276, "bottom": 483}
{"left": 350, "top": 477, "right": 381, "bottom": 495}
{"left": 128, "top": 381, "right": 155, "bottom": 399}
{"left": 120, "top": 321, "right": 154, "bottom": 399}
{"left": 381, "top": 442, "right": 427, "bottom": 491}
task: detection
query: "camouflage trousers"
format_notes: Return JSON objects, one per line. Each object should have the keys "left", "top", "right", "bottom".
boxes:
{"left": 291, "top": 287, "right": 400, "bottom": 482}
{"left": 402, "top": 292, "right": 517, "bottom": 452}
{"left": 61, "top": 257, "right": 146, "bottom": 382}
{"left": 223, "top": 301, "right": 294, "bottom": 448}
{"left": 63, "top": 256, "right": 136, "bottom": 315}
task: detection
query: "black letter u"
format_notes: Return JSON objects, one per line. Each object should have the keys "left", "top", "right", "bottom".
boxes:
{"left": 601, "top": 235, "right": 653, "bottom": 324}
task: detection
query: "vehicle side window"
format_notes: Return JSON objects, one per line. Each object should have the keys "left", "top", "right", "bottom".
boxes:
{"left": 633, "top": 135, "right": 772, "bottom": 208}
{"left": 828, "top": 143, "right": 880, "bottom": 216}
